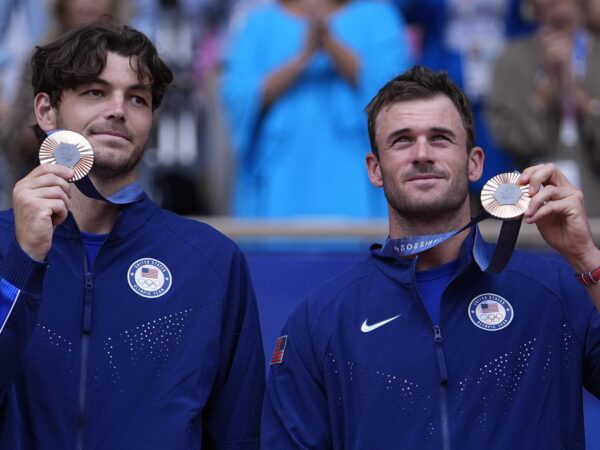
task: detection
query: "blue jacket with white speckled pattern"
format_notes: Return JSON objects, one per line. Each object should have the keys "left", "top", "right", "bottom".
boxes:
{"left": 0, "top": 193, "right": 264, "bottom": 449}
{"left": 262, "top": 228, "right": 600, "bottom": 449}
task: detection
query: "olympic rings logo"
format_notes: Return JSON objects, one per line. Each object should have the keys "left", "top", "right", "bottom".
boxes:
{"left": 479, "top": 312, "right": 504, "bottom": 322}
{"left": 139, "top": 278, "right": 160, "bottom": 289}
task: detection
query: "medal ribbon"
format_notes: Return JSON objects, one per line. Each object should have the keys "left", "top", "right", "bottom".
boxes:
{"left": 380, "top": 210, "right": 522, "bottom": 273}
{"left": 74, "top": 176, "right": 143, "bottom": 204}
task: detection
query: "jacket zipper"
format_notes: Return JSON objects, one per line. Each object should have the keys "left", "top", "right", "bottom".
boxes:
{"left": 432, "top": 260, "right": 472, "bottom": 450}
{"left": 412, "top": 257, "right": 452, "bottom": 450}
{"left": 433, "top": 325, "right": 451, "bottom": 450}
{"left": 76, "top": 239, "right": 93, "bottom": 450}
{"left": 68, "top": 209, "right": 121, "bottom": 449}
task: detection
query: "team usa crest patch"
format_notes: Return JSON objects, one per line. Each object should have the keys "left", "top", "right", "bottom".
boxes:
{"left": 270, "top": 335, "right": 288, "bottom": 365}
{"left": 468, "top": 293, "right": 514, "bottom": 331}
{"left": 128, "top": 258, "right": 172, "bottom": 299}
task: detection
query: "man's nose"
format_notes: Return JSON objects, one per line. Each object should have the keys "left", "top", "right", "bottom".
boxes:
{"left": 412, "top": 137, "right": 433, "bottom": 162}
{"left": 105, "top": 94, "right": 126, "bottom": 120}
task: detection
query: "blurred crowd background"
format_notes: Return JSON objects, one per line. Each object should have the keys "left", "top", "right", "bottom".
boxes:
{"left": 1, "top": 0, "right": 599, "bottom": 219}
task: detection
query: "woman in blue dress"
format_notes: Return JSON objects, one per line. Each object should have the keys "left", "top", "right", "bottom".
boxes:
{"left": 221, "top": 0, "right": 410, "bottom": 217}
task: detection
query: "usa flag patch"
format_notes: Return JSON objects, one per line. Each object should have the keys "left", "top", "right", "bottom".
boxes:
{"left": 270, "top": 335, "right": 288, "bottom": 365}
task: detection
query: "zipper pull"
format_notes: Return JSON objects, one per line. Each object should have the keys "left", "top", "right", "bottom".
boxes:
{"left": 83, "top": 272, "right": 93, "bottom": 334}
{"left": 433, "top": 325, "right": 448, "bottom": 385}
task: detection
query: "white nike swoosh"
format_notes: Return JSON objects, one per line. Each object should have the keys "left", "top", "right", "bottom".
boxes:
{"left": 361, "top": 314, "right": 401, "bottom": 333}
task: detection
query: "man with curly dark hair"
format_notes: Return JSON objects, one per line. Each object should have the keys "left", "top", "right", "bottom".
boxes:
{"left": 0, "top": 20, "right": 264, "bottom": 449}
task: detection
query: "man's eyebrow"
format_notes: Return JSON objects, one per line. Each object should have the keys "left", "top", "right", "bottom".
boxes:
{"left": 84, "top": 78, "right": 152, "bottom": 92}
{"left": 386, "top": 128, "right": 411, "bottom": 143}
{"left": 129, "top": 83, "right": 152, "bottom": 92}
{"left": 81, "top": 78, "right": 110, "bottom": 87}
{"left": 385, "top": 126, "right": 458, "bottom": 146}
{"left": 431, "top": 127, "right": 456, "bottom": 138}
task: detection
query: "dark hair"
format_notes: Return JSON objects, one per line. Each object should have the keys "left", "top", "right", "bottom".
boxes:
{"left": 31, "top": 20, "right": 173, "bottom": 111}
{"left": 365, "top": 66, "right": 475, "bottom": 158}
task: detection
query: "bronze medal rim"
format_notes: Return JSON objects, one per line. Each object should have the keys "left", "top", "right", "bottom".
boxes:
{"left": 480, "top": 172, "right": 530, "bottom": 219}
{"left": 39, "top": 130, "right": 94, "bottom": 182}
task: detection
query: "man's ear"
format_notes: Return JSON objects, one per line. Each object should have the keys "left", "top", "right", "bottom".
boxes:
{"left": 34, "top": 93, "right": 58, "bottom": 131}
{"left": 468, "top": 146, "right": 485, "bottom": 183}
{"left": 366, "top": 152, "right": 384, "bottom": 188}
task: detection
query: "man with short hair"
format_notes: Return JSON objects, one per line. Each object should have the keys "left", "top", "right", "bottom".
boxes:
{"left": 261, "top": 66, "right": 600, "bottom": 449}
{"left": 0, "top": 21, "right": 264, "bottom": 449}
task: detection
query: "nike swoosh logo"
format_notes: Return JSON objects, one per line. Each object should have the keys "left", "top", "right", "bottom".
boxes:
{"left": 361, "top": 314, "right": 401, "bottom": 333}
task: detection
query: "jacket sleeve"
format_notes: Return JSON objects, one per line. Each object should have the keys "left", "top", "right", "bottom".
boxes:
{"left": 202, "top": 250, "right": 265, "bottom": 449}
{"left": 583, "top": 309, "right": 600, "bottom": 399}
{"left": 261, "top": 301, "right": 331, "bottom": 449}
{"left": 0, "top": 236, "right": 46, "bottom": 403}
{"left": 555, "top": 261, "right": 600, "bottom": 398}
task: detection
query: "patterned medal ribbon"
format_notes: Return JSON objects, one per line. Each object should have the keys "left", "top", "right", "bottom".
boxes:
{"left": 39, "top": 129, "right": 143, "bottom": 204}
{"left": 380, "top": 172, "right": 529, "bottom": 273}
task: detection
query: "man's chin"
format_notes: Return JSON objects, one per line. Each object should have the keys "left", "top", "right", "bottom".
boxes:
{"left": 389, "top": 193, "right": 468, "bottom": 221}
{"left": 91, "top": 159, "right": 139, "bottom": 179}
{"left": 403, "top": 194, "right": 448, "bottom": 210}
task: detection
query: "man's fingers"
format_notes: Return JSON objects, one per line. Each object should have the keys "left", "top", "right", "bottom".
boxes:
{"left": 14, "top": 180, "right": 73, "bottom": 213}
{"left": 524, "top": 184, "right": 560, "bottom": 215}
{"left": 19, "top": 164, "right": 75, "bottom": 184}
{"left": 524, "top": 186, "right": 584, "bottom": 223}
{"left": 519, "top": 163, "right": 571, "bottom": 196}
{"left": 16, "top": 173, "right": 73, "bottom": 195}
{"left": 28, "top": 186, "right": 72, "bottom": 209}
{"left": 48, "top": 199, "right": 70, "bottom": 227}
{"left": 525, "top": 197, "right": 581, "bottom": 224}
{"left": 518, "top": 164, "right": 547, "bottom": 192}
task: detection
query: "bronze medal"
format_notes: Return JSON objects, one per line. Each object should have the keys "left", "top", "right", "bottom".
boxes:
{"left": 39, "top": 130, "right": 94, "bottom": 182}
{"left": 480, "top": 172, "right": 530, "bottom": 219}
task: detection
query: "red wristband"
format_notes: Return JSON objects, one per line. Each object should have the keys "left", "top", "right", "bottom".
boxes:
{"left": 575, "top": 266, "right": 600, "bottom": 286}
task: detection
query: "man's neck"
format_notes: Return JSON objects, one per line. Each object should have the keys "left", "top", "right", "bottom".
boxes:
{"left": 414, "top": 230, "right": 470, "bottom": 271}
{"left": 388, "top": 204, "right": 472, "bottom": 271}
{"left": 70, "top": 190, "right": 119, "bottom": 234}
{"left": 69, "top": 173, "right": 136, "bottom": 233}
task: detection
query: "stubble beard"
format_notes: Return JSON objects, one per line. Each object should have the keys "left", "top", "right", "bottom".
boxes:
{"left": 90, "top": 145, "right": 145, "bottom": 179}
{"left": 382, "top": 167, "right": 470, "bottom": 227}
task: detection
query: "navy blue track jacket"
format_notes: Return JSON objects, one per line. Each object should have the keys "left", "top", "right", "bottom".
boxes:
{"left": 262, "top": 228, "right": 600, "bottom": 449}
{"left": 0, "top": 193, "right": 264, "bottom": 449}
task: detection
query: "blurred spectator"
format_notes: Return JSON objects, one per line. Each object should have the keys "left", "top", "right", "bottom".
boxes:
{"left": 586, "top": 0, "right": 600, "bottom": 35}
{"left": 0, "top": 0, "right": 130, "bottom": 202}
{"left": 487, "top": 0, "right": 600, "bottom": 216}
{"left": 0, "top": 0, "right": 48, "bottom": 91}
{"left": 398, "top": 0, "right": 534, "bottom": 193}
{"left": 187, "top": 0, "right": 262, "bottom": 215}
{"left": 220, "top": 0, "right": 410, "bottom": 217}
{"left": 140, "top": 0, "right": 244, "bottom": 215}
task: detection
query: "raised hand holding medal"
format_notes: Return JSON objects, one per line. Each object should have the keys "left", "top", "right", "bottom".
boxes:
{"left": 14, "top": 128, "right": 145, "bottom": 263}
{"left": 520, "top": 164, "right": 600, "bottom": 277}
{"left": 12, "top": 156, "right": 75, "bottom": 263}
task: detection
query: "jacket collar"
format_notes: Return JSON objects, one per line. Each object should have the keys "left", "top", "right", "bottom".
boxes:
{"left": 369, "top": 226, "right": 492, "bottom": 284}
{"left": 54, "top": 192, "right": 160, "bottom": 243}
